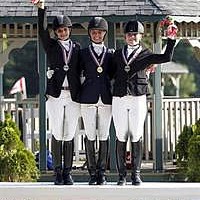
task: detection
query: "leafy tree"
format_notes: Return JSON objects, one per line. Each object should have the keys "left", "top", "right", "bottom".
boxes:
{"left": 3, "top": 41, "right": 39, "bottom": 98}
{"left": 172, "top": 40, "right": 200, "bottom": 97}
{"left": 163, "top": 73, "right": 197, "bottom": 97}
{"left": 180, "top": 74, "right": 197, "bottom": 97}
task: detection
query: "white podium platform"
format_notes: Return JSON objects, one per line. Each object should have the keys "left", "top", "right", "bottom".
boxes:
{"left": 0, "top": 182, "right": 200, "bottom": 200}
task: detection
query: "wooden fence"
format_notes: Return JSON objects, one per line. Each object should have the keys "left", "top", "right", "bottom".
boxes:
{"left": 1, "top": 97, "right": 200, "bottom": 165}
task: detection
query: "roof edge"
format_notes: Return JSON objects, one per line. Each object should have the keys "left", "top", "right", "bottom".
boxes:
{"left": 172, "top": 16, "right": 200, "bottom": 23}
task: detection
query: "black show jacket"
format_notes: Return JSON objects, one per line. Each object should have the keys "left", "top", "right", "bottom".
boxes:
{"left": 38, "top": 8, "right": 81, "bottom": 102}
{"left": 112, "top": 38, "right": 176, "bottom": 97}
{"left": 79, "top": 47, "right": 114, "bottom": 105}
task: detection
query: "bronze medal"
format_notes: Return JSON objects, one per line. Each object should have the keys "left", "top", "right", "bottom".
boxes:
{"left": 63, "top": 64, "right": 69, "bottom": 71}
{"left": 122, "top": 46, "right": 142, "bottom": 73}
{"left": 97, "top": 66, "right": 103, "bottom": 73}
{"left": 124, "top": 65, "right": 130, "bottom": 72}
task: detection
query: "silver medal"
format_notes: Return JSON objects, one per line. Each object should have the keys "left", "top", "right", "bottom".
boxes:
{"left": 124, "top": 65, "right": 130, "bottom": 72}
{"left": 63, "top": 65, "right": 69, "bottom": 71}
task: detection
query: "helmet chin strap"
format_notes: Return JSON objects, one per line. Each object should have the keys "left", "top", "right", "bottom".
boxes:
{"left": 91, "top": 40, "right": 103, "bottom": 44}
{"left": 90, "top": 37, "right": 105, "bottom": 44}
{"left": 58, "top": 37, "right": 69, "bottom": 41}
{"left": 128, "top": 42, "right": 140, "bottom": 46}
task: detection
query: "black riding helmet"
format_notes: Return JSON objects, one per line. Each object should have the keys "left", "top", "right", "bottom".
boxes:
{"left": 88, "top": 17, "right": 108, "bottom": 43}
{"left": 88, "top": 17, "right": 108, "bottom": 32}
{"left": 52, "top": 15, "right": 72, "bottom": 31}
{"left": 124, "top": 20, "right": 144, "bottom": 34}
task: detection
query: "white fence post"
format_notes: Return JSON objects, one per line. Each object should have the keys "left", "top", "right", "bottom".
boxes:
{"left": 1, "top": 97, "right": 200, "bottom": 169}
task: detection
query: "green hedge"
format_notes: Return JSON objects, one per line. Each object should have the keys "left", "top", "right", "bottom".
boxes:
{"left": 175, "top": 119, "right": 200, "bottom": 182}
{"left": 0, "top": 114, "right": 39, "bottom": 182}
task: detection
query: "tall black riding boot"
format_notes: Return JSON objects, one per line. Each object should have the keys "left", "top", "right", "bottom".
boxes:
{"left": 84, "top": 137, "right": 97, "bottom": 185}
{"left": 131, "top": 140, "right": 143, "bottom": 185}
{"left": 51, "top": 135, "right": 63, "bottom": 185}
{"left": 116, "top": 139, "right": 127, "bottom": 186}
{"left": 96, "top": 139, "right": 109, "bottom": 185}
{"left": 63, "top": 139, "right": 74, "bottom": 185}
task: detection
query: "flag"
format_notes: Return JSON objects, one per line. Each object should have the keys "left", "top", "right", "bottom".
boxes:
{"left": 10, "top": 77, "right": 27, "bottom": 99}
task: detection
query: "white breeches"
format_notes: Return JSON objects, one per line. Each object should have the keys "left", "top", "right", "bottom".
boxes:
{"left": 112, "top": 95, "right": 147, "bottom": 142}
{"left": 81, "top": 98, "right": 112, "bottom": 141}
{"left": 46, "top": 90, "right": 80, "bottom": 141}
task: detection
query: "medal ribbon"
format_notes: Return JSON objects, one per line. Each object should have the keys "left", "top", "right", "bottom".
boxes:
{"left": 89, "top": 45, "right": 107, "bottom": 70}
{"left": 122, "top": 45, "right": 143, "bottom": 69}
{"left": 58, "top": 40, "right": 73, "bottom": 67}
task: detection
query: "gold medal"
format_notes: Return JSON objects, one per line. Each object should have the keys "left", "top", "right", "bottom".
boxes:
{"left": 97, "top": 66, "right": 103, "bottom": 73}
{"left": 124, "top": 65, "right": 130, "bottom": 72}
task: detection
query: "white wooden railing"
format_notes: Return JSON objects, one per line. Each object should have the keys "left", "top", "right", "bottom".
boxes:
{"left": 1, "top": 97, "right": 200, "bottom": 164}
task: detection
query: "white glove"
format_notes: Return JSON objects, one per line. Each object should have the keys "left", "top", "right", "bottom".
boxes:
{"left": 46, "top": 69, "right": 54, "bottom": 79}
{"left": 31, "top": 0, "right": 45, "bottom": 9}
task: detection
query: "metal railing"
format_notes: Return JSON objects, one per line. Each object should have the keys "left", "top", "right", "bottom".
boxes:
{"left": 1, "top": 97, "right": 200, "bottom": 167}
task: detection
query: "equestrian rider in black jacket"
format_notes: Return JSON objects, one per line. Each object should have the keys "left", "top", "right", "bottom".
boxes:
{"left": 34, "top": 0, "right": 81, "bottom": 185}
{"left": 112, "top": 20, "right": 177, "bottom": 186}
{"left": 79, "top": 17, "right": 114, "bottom": 185}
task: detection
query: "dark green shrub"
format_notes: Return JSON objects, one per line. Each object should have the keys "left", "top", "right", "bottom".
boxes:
{"left": 0, "top": 114, "right": 39, "bottom": 181}
{"left": 175, "top": 119, "right": 200, "bottom": 182}
{"left": 192, "top": 118, "right": 200, "bottom": 135}
{"left": 187, "top": 134, "right": 200, "bottom": 182}
{"left": 175, "top": 125, "right": 193, "bottom": 167}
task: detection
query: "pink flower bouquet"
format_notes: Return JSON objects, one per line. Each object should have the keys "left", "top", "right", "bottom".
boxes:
{"left": 31, "top": 0, "right": 40, "bottom": 4}
{"left": 160, "top": 16, "right": 178, "bottom": 38}
{"left": 31, "top": 0, "right": 44, "bottom": 9}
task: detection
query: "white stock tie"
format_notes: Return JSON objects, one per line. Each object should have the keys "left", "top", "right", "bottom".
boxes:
{"left": 60, "top": 39, "right": 70, "bottom": 52}
{"left": 127, "top": 44, "right": 139, "bottom": 58}
{"left": 92, "top": 43, "right": 104, "bottom": 56}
